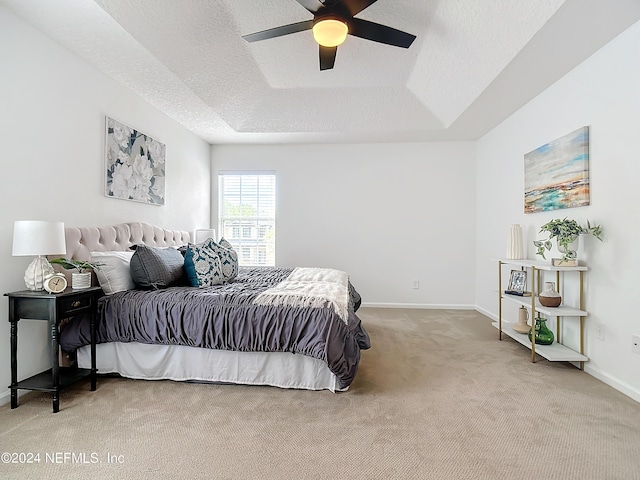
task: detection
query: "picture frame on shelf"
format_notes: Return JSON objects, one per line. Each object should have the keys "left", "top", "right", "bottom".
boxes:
{"left": 505, "top": 270, "right": 529, "bottom": 296}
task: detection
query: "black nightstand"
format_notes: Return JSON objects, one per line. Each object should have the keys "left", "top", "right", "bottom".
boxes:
{"left": 5, "top": 286, "right": 102, "bottom": 413}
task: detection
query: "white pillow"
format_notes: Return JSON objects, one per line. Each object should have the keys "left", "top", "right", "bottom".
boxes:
{"left": 91, "top": 251, "right": 135, "bottom": 295}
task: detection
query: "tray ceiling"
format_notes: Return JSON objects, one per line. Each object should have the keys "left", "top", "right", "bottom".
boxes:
{"left": 3, "top": 0, "right": 640, "bottom": 144}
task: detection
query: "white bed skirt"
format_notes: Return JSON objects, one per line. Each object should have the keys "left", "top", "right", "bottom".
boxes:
{"left": 77, "top": 342, "right": 343, "bottom": 392}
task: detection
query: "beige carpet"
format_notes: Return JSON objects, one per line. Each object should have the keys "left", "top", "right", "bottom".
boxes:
{"left": 1, "top": 308, "right": 639, "bottom": 480}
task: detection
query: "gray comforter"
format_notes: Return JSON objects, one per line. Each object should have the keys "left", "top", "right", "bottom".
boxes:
{"left": 60, "top": 267, "right": 370, "bottom": 389}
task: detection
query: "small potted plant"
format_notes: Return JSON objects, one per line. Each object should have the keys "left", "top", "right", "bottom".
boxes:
{"left": 533, "top": 218, "right": 602, "bottom": 265}
{"left": 50, "top": 258, "right": 102, "bottom": 290}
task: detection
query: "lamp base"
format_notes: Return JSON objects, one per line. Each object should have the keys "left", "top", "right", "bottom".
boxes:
{"left": 24, "top": 255, "right": 55, "bottom": 291}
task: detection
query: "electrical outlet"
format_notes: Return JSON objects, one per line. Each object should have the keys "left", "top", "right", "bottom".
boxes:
{"left": 595, "top": 323, "right": 605, "bottom": 341}
{"left": 412, "top": 280, "right": 420, "bottom": 290}
{"left": 632, "top": 334, "right": 640, "bottom": 354}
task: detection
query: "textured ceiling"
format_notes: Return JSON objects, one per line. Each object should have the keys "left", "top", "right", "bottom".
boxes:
{"left": 4, "top": 0, "right": 640, "bottom": 144}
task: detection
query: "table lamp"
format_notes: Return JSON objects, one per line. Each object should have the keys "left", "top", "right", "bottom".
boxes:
{"left": 12, "top": 220, "right": 67, "bottom": 291}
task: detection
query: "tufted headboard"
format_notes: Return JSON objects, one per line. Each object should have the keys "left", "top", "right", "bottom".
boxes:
{"left": 64, "top": 222, "right": 191, "bottom": 262}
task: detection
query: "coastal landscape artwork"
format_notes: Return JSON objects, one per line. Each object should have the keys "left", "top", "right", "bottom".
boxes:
{"left": 524, "top": 126, "right": 590, "bottom": 213}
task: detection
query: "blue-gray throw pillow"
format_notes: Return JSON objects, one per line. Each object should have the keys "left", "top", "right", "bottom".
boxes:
{"left": 129, "top": 244, "right": 186, "bottom": 289}
{"left": 184, "top": 241, "right": 223, "bottom": 287}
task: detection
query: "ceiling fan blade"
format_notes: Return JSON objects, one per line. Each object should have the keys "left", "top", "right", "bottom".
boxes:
{"left": 341, "top": 0, "right": 378, "bottom": 16}
{"left": 295, "top": 0, "right": 325, "bottom": 13}
{"left": 319, "top": 46, "right": 337, "bottom": 70}
{"left": 243, "top": 20, "right": 314, "bottom": 43}
{"left": 348, "top": 18, "right": 416, "bottom": 48}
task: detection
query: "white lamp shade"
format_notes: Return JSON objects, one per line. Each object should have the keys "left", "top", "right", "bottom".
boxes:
{"left": 194, "top": 229, "right": 216, "bottom": 243}
{"left": 12, "top": 220, "right": 66, "bottom": 256}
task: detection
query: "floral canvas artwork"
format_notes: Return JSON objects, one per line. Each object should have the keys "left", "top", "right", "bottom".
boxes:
{"left": 524, "top": 126, "right": 590, "bottom": 214}
{"left": 105, "top": 117, "right": 165, "bottom": 205}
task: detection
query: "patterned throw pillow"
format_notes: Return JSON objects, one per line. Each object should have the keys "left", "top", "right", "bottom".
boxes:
{"left": 129, "top": 245, "right": 186, "bottom": 289}
{"left": 183, "top": 241, "right": 223, "bottom": 287}
{"left": 210, "top": 237, "right": 238, "bottom": 282}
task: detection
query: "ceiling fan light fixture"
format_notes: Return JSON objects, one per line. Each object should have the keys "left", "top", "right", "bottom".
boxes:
{"left": 312, "top": 18, "right": 348, "bottom": 47}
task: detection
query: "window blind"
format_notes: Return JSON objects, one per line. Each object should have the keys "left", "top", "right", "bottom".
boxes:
{"left": 218, "top": 171, "right": 276, "bottom": 266}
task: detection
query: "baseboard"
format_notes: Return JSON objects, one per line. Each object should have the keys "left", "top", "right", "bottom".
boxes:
{"left": 361, "top": 302, "right": 476, "bottom": 310}
{"left": 0, "top": 389, "right": 29, "bottom": 407}
{"left": 475, "top": 306, "right": 496, "bottom": 320}
{"left": 584, "top": 365, "right": 640, "bottom": 403}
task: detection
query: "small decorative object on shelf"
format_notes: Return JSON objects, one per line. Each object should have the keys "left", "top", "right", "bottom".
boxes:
{"left": 552, "top": 257, "right": 577, "bottom": 267}
{"left": 533, "top": 217, "right": 602, "bottom": 265}
{"left": 504, "top": 290, "right": 532, "bottom": 297}
{"left": 513, "top": 306, "right": 530, "bottom": 334}
{"left": 528, "top": 317, "right": 554, "bottom": 345}
{"left": 539, "top": 281, "right": 562, "bottom": 307}
{"left": 505, "top": 270, "right": 527, "bottom": 295}
{"left": 506, "top": 224, "right": 524, "bottom": 260}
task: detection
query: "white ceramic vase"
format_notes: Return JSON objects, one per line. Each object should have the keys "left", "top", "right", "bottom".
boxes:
{"left": 506, "top": 224, "right": 524, "bottom": 260}
{"left": 539, "top": 281, "right": 561, "bottom": 307}
{"left": 512, "top": 306, "right": 530, "bottom": 334}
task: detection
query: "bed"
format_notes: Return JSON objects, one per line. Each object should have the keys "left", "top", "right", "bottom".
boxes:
{"left": 58, "top": 222, "right": 370, "bottom": 392}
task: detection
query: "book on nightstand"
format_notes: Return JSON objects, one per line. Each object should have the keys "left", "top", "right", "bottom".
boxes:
{"left": 504, "top": 291, "right": 532, "bottom": 296}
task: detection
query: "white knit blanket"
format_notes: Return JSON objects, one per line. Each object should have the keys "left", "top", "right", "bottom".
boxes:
{"left": 253, "top": 267, "right": 350, "bottom": 323}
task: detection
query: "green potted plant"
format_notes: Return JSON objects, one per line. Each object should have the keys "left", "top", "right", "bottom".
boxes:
{"left": 533, "top": 218, "right": 602, "bottom": 264}
{"left": 50, "top": 258, "right": 102, "bottom": 290}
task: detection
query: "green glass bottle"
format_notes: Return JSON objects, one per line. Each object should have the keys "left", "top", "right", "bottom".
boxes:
{"left": 528, "top": 317, "right": 554, "bottom": 345}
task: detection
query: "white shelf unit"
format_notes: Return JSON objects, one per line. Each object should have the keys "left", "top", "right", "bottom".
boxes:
{"left": 495, "top": 259, "right": 589, "bottom": 368}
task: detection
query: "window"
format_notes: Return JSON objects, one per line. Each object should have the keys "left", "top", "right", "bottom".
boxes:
{"left": 218, "top": 171, "right": 275, "bottom": 266}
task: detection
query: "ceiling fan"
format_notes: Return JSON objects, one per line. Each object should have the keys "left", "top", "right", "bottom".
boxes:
{"left": 242, "top": 0, "right": 416, "bottom": 71}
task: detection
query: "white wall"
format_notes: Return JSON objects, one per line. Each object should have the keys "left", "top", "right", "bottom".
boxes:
{"left": 0, "top": 6, "right": 211, "bottom": 405}
{"left": 211, "top": 142, "right": 477, "bottom": 307}
{"left": 475, "top": 19, "right": 640, "bottom": 401}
